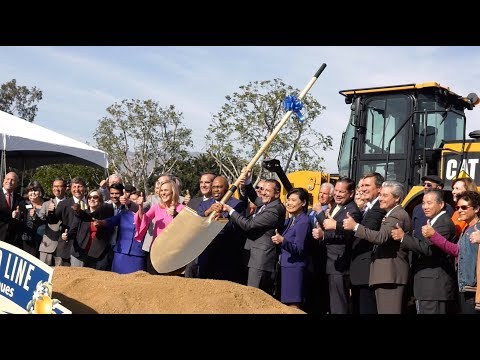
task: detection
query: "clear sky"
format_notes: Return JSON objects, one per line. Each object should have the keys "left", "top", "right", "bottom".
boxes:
{"left": 1, "top": 46, "right": 479, "bottom": 173}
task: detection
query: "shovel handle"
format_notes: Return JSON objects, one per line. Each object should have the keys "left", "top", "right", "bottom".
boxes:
{"left": 210, "top": 63, "right": 327, "bottom": 220}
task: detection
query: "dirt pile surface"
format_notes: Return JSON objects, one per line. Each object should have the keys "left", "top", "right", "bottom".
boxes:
{"left": 51, "top": 267, "right": 304, "bottom": 314}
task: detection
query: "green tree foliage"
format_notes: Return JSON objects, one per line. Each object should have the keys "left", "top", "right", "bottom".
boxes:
{"left": 205, "top": 79, "right": 333, "bottom": 178}
{"left": 93, "top": 99, "right": 193, "bottom": 194}
{"left": 0, "top": 79, "right": 43, "bottom": 122}
{"left": 164, "top": 153, "right": 221, "bottom": 197}
{"left": 32, "top": 164, "right": 105, "bottom": 198}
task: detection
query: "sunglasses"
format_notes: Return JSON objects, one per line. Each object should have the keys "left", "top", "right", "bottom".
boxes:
{"left": 255, "top": 186, "right": 264, "bottom": 190}
{"left": 422, "top": 182, "right": 435, "bottom": 188}
{"left": 88, "top": 195, "right": 100, "bottom": 200}
{"left": 455, "top": 205, "right": 472, "bottom": 211}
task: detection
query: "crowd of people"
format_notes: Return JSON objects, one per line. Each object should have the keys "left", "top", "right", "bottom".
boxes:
{"left": 0, "top": 168, "right": 479, "bottom": 314}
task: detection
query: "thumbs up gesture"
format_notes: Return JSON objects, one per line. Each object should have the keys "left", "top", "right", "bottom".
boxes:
{"left": 167, "top": 204, "right": 176, "bottom": 216}
{"left": 422, "top": 219, "right": 435, "bottom": 238}
{"left": 119, "top": 189, "right": 129, "bottom": 206}
{"left": 312, "top": 222, "right": 324, "bottom": 240}
{"left": 61, "top": 228, "right": 68, "bottom": 241}
{"left": 391, "top": 223, "right": 405, "bottom": 241}
{"left": 271, "top": 228, "right": 284, "bottom": 244}
{"left": 342, "top": 212, "right": 357, "bottom": 231}
{"left": 183, "top": 190, "right": 191, "bottom": 205}
{"left": 11, "top": 205, "right": 20, "bottom": 219}
{"left": 323, "top": 210, "right": 337, "bottom": 230}
{"left": 48, "top": 198, "right": 56, "bottom": 212}
{"left": 470, "top": 224, "right": 480, "bottom": 244}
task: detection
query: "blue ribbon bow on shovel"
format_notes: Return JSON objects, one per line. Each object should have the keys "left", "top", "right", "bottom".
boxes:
{"left": 283, "top": 95, "right": 305, "bottom": 122}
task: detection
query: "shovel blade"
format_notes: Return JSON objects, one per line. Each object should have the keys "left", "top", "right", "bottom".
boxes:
{"left": 149, "top": 206, "right": 228, "bottom": 274}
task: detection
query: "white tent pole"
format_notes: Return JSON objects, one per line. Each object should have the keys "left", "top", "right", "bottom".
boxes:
{"left": 20, "top": 157, "right": 26, "bottom": 195}
{"left": 1, "top": 133, "right": 6, "bottom": 184}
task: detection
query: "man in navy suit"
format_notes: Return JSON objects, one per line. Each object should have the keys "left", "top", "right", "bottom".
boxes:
{"left": 197, "top": 176, "right": 246, "bottom": 283}
{"left": 312, "top": 177, "right": 362, "bottom": 314}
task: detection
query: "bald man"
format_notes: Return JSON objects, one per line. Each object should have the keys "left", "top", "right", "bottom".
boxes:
{"left": 197, "top": 176, "right": 247, "bottom": 284}
{"left": 0, "top": 172, "right": 26, "bottom": 247}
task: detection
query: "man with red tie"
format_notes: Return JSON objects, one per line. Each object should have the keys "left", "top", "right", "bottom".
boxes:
{"left": 0, "top": 172, "right": 26, "bottom": 247}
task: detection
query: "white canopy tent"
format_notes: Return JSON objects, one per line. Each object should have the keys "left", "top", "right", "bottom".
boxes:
{"left": 0, "top": 110, "right": 109, "bottom": 181}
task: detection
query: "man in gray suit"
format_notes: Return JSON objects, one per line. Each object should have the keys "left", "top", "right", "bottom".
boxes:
{"left": 39, "top": 178, "right": 67, "bottom": 266}
{"left": 223, "top": 178, "right": 286, "bottom": 296}
{"left": 391, "top": 189, "right": 457, "bottom": 314}
{"left": 343, "top": 181, "right": 411, "bottom": 314}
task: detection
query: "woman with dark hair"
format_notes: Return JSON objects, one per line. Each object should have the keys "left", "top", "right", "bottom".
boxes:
{"left": 66, "top": 189, "right": 114, "bottom": 270}
{"left": 423, "top": 190, "right": 480, "bottom": 313}
{"left": 95, "top": 191, "right": 146, "bottom": 274}
{"left": 19, "top": 181, "right": 46, "bottom": 257}
{"left": 271, "top": 187, "right": 311, "bottom": 309}
{"left": 450, "top": 178, "right": 478, "bottom": 236}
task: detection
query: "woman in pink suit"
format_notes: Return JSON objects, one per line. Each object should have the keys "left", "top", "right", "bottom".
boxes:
{"left": 134, "top": 179, "right": 184, "bottom": 274}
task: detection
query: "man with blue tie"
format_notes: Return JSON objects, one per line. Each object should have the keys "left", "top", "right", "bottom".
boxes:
{"left": 304, "top": 182, "right": 334, "bottom": 314}
{"left": 308, "top": 183, "right": 335, "bottom": 228}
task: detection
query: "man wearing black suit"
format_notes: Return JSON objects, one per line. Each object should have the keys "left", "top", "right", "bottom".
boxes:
{"left": 223, "top": 178, "right": 286, "bottom": 296}
{"left": 0, "top": 172, "right": 25, "bottom": 247}
{"left": 350, "top": 172, "right": 386, "bottom": 314}
{"left": 47, "top": 176, "right": 87, "bottom": 266}
{"left": 312, "top": 177, "right": 362, "bottom": 314}
{"left": 184, "top": 172, "right": 216, "bottom": 278}
{"left": 391, "top": 189, "right": 457, "bottom": 314}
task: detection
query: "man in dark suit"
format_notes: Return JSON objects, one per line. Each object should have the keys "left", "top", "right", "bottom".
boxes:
{"left": 197, "top": 176, "right": 246, "bottom": 283}
{"left": 0, "top": 172, "right": 25, "bottom": 247}
{"left": 304, "top": 182, "right": 334, "bottom": 314}
{"left": 350, "top": 172, "right": 386, "bottom": 314}
{"left": 223, "top": 178, "right": 286, "bottom": 296}
{"left": 47, "top": 176, "right": 87, "bottom": 266}
{"left": 391, "top": 189, "right": 457, "bottom": 314}
{"left": 312, "top": 177, "right": 362, "bottom": 314}
{"left": 183, "top": 172, "right": 216, "bottom": 278}
{"left": 412, "top": 175, "right": 454, "bottom": 239}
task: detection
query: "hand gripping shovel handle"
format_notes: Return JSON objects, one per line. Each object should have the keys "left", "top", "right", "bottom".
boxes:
{"left": 209, "top": 63, "right": 327, "bottom": 220}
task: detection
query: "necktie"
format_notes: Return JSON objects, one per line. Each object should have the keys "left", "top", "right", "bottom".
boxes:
{"left": 5, "top": 193, "right": 11, "bottom": 210}
{"left": 253, "top": 205, "right": 265, "bottom": 218}
{"left": 80, "top": 200, "right": 86, "bottom": 210}
{"left": 331, "top": 205, "right": 341, "bottom": 218}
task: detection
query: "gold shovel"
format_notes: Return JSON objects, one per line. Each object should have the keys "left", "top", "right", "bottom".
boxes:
{"left": 150, "top": 63, "right": 327, "bottom": 274}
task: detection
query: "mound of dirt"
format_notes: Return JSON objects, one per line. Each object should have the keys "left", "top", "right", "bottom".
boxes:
{"left": 51, "top": 267, "right": 304, "bottom": 314}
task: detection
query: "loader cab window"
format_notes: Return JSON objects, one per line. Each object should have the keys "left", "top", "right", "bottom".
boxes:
{"left": 354, "top": 94, "right": 411, "bottom": 184}
{"left": 363, "top": 97, "right": 409, "bottom": 155}
{"left": 416, "top": 93, "right": 465, "bottom": 148}
{"left": 338, "top": 120, "right": 356, "bottom": 178}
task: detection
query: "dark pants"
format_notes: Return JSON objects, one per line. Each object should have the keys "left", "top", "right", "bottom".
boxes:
{"left": 184, "top": 258, "right": 199, "bottom": 278}
{"left": 417, "top": 300, "right": 449, "bottom": 314}
{"left": 248, "top": 267, "right": 275, "bottom": 296}
{"left": 351, "top": 284, "right": 377, "bottom": 314}
{"left": 459, "top": 292, "right": 477, "bottom": 314}
{"left": 328, "top": 274, "right": 350, "bottom": 314}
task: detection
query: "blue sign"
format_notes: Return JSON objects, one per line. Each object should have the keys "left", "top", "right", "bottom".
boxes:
{"left": 0, "top": 241, "right": 70, "bottom": 314}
